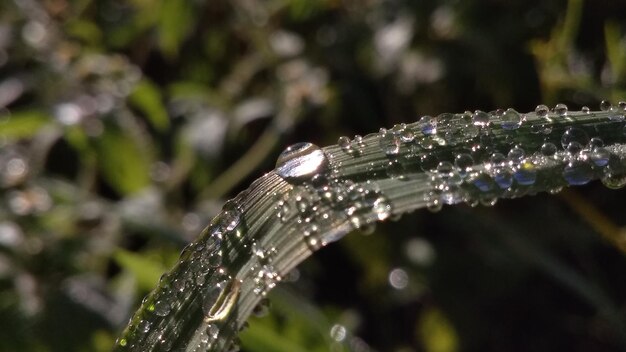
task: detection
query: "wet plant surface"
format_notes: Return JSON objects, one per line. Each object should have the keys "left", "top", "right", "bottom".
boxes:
{"left": 1, "top": 0, "right": 626, "bottom": 351}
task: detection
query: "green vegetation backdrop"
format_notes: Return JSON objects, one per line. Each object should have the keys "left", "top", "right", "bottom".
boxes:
{"left": 0, "top": 0, "right": 625, "bottom": 351}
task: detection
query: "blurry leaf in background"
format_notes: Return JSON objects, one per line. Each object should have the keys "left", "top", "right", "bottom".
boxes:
{"left": 0, "top": 111, "right": 51, "bottom": 140}
{"left": 418, "top": 307, "right": 459, "bottom": 352}
{"left": 94, "top": 127, "right": 152, "bottom": 195}
{"left": 129, "top": 79, "right": 170, "bottom": 132}
{"left": 113, "top": 249, "right": 167, "bottom": 292}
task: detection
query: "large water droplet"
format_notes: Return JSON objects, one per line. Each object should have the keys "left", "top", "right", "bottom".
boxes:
{"left": 276, "top": 142, "right": 328, "bottom": 183}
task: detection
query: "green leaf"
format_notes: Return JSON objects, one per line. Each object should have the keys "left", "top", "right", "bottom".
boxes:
{"left": 158, "top": 0, "right": 194, "bottom": 59}
{"left": 0, "top": 111, "right": 51, "bottom": 139}
{"left": 113, "top": 249, "right": 166, "bottom": 292}
{"left": 95, "top": 128, "right": 151, "bottom": 195}
{"left": 239, "top": 319, "right": 311, "bottom": 352}
{"left": 418, "top": 308, "right": 459, "bottom": 352}
{"left": 129, "top": 80, "right": 170, "bottom": 132}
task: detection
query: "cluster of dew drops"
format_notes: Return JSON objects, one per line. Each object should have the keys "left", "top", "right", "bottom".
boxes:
{"left": 335, "top": 101, "right": 626, "bottom": 210}
{"left": 117, "top": 199, "right": 247, "bottom": 351}
{"left": 117, "top": 100, "right": 626, "bottom": 351}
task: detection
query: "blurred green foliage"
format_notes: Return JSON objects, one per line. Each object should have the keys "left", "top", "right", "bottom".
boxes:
{"left": 0, "top": 0, "right": 626, "bottom": 351}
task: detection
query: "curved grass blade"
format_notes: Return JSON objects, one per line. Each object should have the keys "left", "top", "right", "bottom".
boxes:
{"left": 114, "top": 104, "right": 626, "bottom": 351}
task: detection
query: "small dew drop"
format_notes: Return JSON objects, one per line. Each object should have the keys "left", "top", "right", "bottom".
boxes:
{"left": 276, "top": 142, "right": 328, "bottom": 183}
{"left": 561, "top": 127, "right": 589, "bottom": 149}
{"left": 540, "top": 142, "right": 557, "bottom": 157}
{"left": 507, "top": 146, "right": 525, "bottom": 162}
{"left": 400, "top": 129, "right": 415, "bottom": 142}
{"left": 582, "top": 106, "right": 590, "bottom": 114}
{"left": 338, "top": 136, "right": 351, "bottom": 153}
{"left": 608, "top": 105, "right": 625, "bottom": 122}
{"left": 535, "top": 104, "right": 549, "bottom": 118}
{"left": 138, "top": 320, "right": 151, "bottom": 333}
{"left": 379, "top": 128, "right": 401, "bottom": 155}
{"left": 513, "top": 160, "right": 537, "bottom": 186}
{"left": 153, "top": 300, "right": 171, "bottom": 317}
{"left": 418, "top": 115, "right": 437, "bottom": 135}
{"left": 554, "top": 103, "right": 568, "bottom": 117}
{"left": 600, "top": 100, "right": 612, "bottom": 111}
{"left": 373, "top": 196, "right": 392, "bottom": 220}
{"left": 454, "top": 153, "right": 474, "bottom": 177}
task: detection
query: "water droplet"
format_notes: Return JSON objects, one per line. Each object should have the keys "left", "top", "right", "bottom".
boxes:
{"left": 479, "top": 195, "right": 498, "bottom": 207}
{"left": 602, "top": 173, "right": 626, "bottom": 189}
{"left": 540, "top": 142, "right": 557, "bottom": 157}
{"left": 352, "top": 135, "right": 365, "bottom": 154}
{"left": 563, "top": 160, "right": 593, "bottom": 185}
{"left": 276, "top": 143, "right": 328, "bottom": 183}
{"left": 138, "top": 320, "right": 151, "bottom": 333}
{"left": 419, "top": 153, "right": 438, "bottom": 171}
{"left": 507, "top": 146, "right": 525, "bottom": 162}
{"left": 589, "top": 137, "right": 604, "bottom": 148}
{"left": 418, "top": 115, "right": 437, "bottom": 135}
{"left": 535, "top": 104, "right": 549, "bottom": 118}
{"left": 513, "top": 160, "right": 536, "bottom": 186}
{"left": 608, "top": 105, "right": 625, "bottom": 121}
{"left": 466, "top": 171, "right": 492, "bottom": 192}
{"left": 153, "top": 299, "right": 171, "bottom": 317}
{"left": 500, "top": 108, "right": 521, "bottom": 130}
{"left": 400, "top": 129, "right": 415, "bottom": 142}
{"left": 472, "top": 110, "right": 490, "bottom": 127}
{"left": 590, "top": 147, "right": 610, "bottom": 167}
{"left": 600, "top": 100, "right": 612, "bottom": 111}
{"left": 561, "top": 127, "right": 589, "bottom": 149}
{"left": 582, "top": 106, "right": 590, "bottom": 114}
{"left": 207, "top": 324, "right": 219, "bottom": 339}
{"left": 338, "top": 136, "right": 351, "bottom": 152}
{"left": 373, "top": 196, "right": 392, "bottom": 220}
{"left": 220, "top": 201, "right": 241, "bottom": 232}
{"left": 554, "top": 103, "right": 568, "bottom": 117}
{"left": 566, "top": 141, "right": 583, "bottom": 154}
{"left": 203, "top": 279, "right": 241, "bottom": 323}
{"left": 454, "top": 153, "right": 474, "bottom": 177}
{"left": 379, "top": 128, "right": 401, "bottom": 155}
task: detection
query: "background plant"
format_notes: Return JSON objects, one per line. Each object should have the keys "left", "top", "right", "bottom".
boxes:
{"left": 0, "top": 0, "right": 626, "bottom": 351}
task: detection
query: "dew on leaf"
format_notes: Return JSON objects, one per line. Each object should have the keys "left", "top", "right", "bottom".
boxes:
{"left": 276, "top": 142, "right": 329, "bottom": 183}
